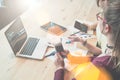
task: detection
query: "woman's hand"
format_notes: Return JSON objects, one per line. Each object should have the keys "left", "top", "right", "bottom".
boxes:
{"left": 68, "top": 35, "right": 85, "bottom": 44}
{"left": 60, "top": 50, "right": 69, "bottom": 58}
{"left": 55, "top": 53, "right": 64, "bottom": 68}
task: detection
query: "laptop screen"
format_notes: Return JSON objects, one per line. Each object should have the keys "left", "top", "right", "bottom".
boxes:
{"left": 5, "top": 17, "right": 27, "bottom": 54}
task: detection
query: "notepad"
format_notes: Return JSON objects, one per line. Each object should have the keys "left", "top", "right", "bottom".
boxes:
{"left": 40, "top": 22, "right": 67, "bottom": 36}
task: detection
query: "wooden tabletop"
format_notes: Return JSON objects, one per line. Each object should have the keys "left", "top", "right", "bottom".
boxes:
{"left": 0, "top": 0, "right": 98, "bottom": 80}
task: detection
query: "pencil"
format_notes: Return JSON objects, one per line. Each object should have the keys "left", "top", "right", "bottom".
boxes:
{"left": 70, "top": 31, "right": 80, "bottom": 36}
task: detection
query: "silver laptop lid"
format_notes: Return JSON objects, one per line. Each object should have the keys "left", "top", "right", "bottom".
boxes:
{"left": 5, "top": 17, "right": 27, "bottom": 54}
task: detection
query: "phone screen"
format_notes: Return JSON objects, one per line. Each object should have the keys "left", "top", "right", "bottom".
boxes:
{"left": 55, "top": 43, "right": 64, "bottom": 53}
{"left": 74, "top": 21, "right": 88, "bottom": 33}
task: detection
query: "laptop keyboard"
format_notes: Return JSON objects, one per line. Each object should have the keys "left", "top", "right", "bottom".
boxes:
{"left": 20, "top": 38, "right": 39, "bottom": 56}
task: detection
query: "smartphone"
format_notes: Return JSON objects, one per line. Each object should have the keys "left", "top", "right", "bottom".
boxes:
{"left": 55, "top": 43, "right": 64, "bottom": 53}
{"left": 74, "top": 21, "right": 88, "bottom": 33}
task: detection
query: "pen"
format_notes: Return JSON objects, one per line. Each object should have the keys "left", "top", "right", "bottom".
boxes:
{"left": 45, "top": 51, "right": 56, "bottom": 58}
{"left": 70, "top": 31, "right": 80, "bottom": 36}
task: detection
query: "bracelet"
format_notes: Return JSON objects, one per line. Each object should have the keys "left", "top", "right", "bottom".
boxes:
{"left": 82, "top": 40, "right": 87, "bottom": 46}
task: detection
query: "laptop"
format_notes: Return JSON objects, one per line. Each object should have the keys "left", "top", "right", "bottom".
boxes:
{"left": 5, "top": 17, "right": 48, "bottom": 60}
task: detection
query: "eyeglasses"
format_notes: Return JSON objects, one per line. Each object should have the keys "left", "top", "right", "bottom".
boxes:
{"left": 96, "top": 12, "right": 107, "bottom": 24}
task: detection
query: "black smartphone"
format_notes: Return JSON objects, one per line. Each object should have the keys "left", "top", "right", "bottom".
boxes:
{"left": 74, "top": 21, "right": 88, "bottom": 33}
{"left": 55, "top": 43, "right": 64, "bottom": 53}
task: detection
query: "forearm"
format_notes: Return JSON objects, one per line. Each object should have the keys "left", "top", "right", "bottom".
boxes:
{"left": 89, "top": 22, "right": 98, "bottom": 30}
{"left": 84, "top": 41, "right": 102, "bottom": 55}
{"left": 83, "top": 22, "right": 99, "bottom": 54}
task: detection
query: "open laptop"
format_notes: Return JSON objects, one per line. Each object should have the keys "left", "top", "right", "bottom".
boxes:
{"left": 5, "top": 17, "right": 48, "bottom": 60}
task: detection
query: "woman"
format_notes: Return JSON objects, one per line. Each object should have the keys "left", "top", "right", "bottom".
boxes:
{"left": 54, "top": 0, "right": 120, "bottom": 80}
{"left": 70, "top": 0, "right": 116, "bottom": 56}
{"left": 71, "top": 0, "right": 110, "bottom": 56}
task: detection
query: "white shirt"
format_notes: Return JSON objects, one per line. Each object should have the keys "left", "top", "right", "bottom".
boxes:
{"left": 96, "top": 22, "right": 107, "bottom": 54}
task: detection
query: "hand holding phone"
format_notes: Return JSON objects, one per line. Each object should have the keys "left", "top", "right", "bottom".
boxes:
{"left": 55, "top": 42, "right": 66, "bottom": 58}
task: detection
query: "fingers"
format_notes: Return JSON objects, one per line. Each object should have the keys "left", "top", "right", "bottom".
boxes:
{"left": 68, "top": 36, "right": 76, "bottom": 42}
{"left": 68, "top": 36, "right": 81, "bottom": 42}
{"left": 56, "top": 53, "right": 63, "bottom": 60}
{"left": 64, "top": 50, "right": 69, "bottom": 54}
{"left": 68, "top": 35, "right": 76, "bottom": 39}
{"left": 55, "top": 53, "right": 64, "bottom": 67}
{"left": 61, "top": 50, "right": 69, "bottom": 55}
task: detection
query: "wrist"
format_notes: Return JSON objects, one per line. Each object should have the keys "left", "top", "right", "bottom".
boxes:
{"left": 56, "top": 66, "right": 64, "bottom": 70}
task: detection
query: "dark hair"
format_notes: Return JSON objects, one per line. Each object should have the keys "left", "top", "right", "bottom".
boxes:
{"left": 96, "top": 0, "right": 100, "bottom": 6}
{"left": 96, "top": 0, "right": 115, "bottom": 8}
{"left": 96, "top": 0, "right": 108, "bottom": 8}
{"left": 104, "top": 0, "right": 120, "bottom": 71}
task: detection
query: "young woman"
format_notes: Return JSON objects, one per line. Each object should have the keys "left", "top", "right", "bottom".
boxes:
{"left": 70, "top": 0, "right": 115, "bottom": 56}
{"left": 70, "top": 0, "right": 111, "bottom": 56}
{"left": 54, "top": 0, "right": 120, "bottom": 80}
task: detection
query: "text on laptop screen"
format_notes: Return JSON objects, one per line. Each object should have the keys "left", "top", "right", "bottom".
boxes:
{"left": 5, "top": 18, "right": 27, "bottom": 54}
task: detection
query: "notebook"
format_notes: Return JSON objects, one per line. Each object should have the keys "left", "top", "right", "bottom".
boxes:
{"left": 5, "top": 17, "right": 48, "bottom": 60}
{"left": 40, "top": 21, "right": 67, "bottom": 36}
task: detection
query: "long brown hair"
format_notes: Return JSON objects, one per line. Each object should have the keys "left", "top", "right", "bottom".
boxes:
{"left": 104, "top": 0, "right": 120, "bottom": 71}
{"left": 96, "top": 0, "right": 112, "bottom": 9}
{"left": 96, "top": 0, "right": 101, "bottom": 6}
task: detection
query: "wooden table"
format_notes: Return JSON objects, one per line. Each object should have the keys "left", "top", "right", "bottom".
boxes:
{"left": 0, "top": 0, "right": 98, "bottom": 80}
